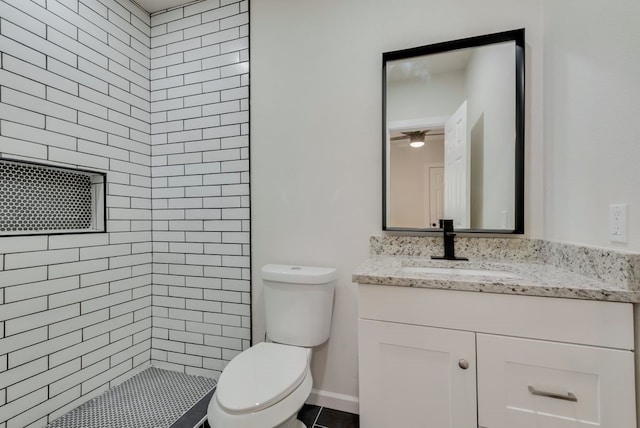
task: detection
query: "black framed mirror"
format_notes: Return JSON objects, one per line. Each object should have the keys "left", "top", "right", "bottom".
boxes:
{"left": 383, "top": 29, "right": 525, "bottom": 234}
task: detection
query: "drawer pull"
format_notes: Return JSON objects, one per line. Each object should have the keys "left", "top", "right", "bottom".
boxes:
{"left": 528, "top": 385, "right": 578, "bottom": 402}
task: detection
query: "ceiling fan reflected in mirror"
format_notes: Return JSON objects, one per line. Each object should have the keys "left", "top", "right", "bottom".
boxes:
{"left": 390, "top": 130, "right": 444, "bottom": 148}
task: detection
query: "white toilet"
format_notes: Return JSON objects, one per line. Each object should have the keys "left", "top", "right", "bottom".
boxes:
{"left": 207, "top": 264, "right": 337, "bottom": 428}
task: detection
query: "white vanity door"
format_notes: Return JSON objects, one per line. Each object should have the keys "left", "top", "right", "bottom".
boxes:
{"left": 477, "top": 334, "right": 636, "bottom": 428}
{"left": 358, "top": 319, "right": 477, "bottom": 428}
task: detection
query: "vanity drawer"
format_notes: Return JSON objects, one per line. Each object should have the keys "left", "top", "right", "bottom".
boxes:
{"left": 358, "top": 285, "right": 634, "bottom": 349}
{"left": 477, "top": 334, "right": 636, "bottom": 428}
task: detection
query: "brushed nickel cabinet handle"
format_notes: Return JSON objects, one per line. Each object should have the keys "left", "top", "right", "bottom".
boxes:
{"left": 458, "top": 359, "right": 469, "bottom": 370}
{"left": 528, "top": 385, "right": 577, "bottom": 402}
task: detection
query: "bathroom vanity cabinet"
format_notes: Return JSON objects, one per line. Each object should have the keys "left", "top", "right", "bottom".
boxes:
{"left": 358, "top": 284, "right": 636, "bottom": 428}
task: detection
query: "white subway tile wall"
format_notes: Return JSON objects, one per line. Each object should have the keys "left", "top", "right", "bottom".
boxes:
{"left": 0, "top": 0, "right": 153, "bottom": 422}
{"left": 0, "top": 0, "right": 249, "bottom": 426}
{"left": 149, "top": 0, "right": 249, "bottom": 380}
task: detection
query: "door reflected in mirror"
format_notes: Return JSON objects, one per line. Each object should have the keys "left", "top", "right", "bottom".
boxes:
{"left": 383, "top": 29, "right": 525, "bottom": 233}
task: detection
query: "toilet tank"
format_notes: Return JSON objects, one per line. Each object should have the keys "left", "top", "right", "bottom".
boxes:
{"left": 262, "top": 264, "right": 337, "bottom": 347}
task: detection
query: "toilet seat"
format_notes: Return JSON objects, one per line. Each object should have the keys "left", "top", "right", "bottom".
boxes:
{"left": 216, "top": 342, "right": 310, "bottom": 414}
{"left": 208, "top": 367, "right": 313, "bottom": 428}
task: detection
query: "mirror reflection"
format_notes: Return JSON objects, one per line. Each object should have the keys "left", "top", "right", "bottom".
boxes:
{"left": 383, "top": 30, "right": 524, "bottom": 233}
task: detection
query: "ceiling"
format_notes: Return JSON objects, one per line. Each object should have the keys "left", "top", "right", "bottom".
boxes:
{"left": 135, "top": 0, "right": 195, "bottom": 13}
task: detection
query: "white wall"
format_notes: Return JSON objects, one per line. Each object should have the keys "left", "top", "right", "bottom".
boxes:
{"left": 386, "top": 71, "right": 465, "bottom": 122}
{"left": 465, "top": 43, "right": 516, "bottom": 229}
{"left": 543, "top": 0, "right": 640, "bottom": 251}
{"left": 252, "top": 0, "right": 543, "bottom": 411}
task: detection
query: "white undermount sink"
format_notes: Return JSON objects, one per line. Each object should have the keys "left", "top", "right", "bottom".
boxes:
{"left": 401, "top": 266, "right": 519, "bottom": 279}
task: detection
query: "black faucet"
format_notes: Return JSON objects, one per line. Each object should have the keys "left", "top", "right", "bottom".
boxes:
{"left": 431, "top": 219, "right": 468, "bottom": 261}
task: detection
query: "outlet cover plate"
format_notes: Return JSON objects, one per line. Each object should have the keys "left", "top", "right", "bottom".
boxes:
{"left": 609, "top": 203, "right": 627, "bottom": 243}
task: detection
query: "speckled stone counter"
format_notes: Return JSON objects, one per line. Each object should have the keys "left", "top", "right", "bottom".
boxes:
{"left": 354, "top": 236, "right": 640, "bottom": 303}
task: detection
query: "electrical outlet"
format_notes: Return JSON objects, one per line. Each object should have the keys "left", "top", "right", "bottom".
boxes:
{"left": 609, "top": 204, "right": 627, "bottom": 242}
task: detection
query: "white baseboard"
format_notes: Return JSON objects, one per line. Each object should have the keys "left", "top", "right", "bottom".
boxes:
{"left": 307, "top": 388, "right": 359, "bottom": 415}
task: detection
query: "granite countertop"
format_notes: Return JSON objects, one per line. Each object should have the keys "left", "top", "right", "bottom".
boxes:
{"left": 353, "top": 256, "right": 640, "bottom": 303}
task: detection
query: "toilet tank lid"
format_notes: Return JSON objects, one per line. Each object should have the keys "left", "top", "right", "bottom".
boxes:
{"left": 262, "top": 264, "right": 337, "bottom": 284}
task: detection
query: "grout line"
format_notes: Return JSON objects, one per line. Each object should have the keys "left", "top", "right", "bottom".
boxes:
{"left": 193, "top": 415, "right": 207, "bottom": 428}
{"left": 311, "top": 406, "right": 323, "bottom": 427}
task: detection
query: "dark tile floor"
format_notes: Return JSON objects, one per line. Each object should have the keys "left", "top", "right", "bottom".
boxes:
{"left": 172, "top": 388, "right": 215, "bottom": 428}
{"left": 298, "top": 404, "right": 360, "bottom": 428}
{"left": 200, "top": 404, "right": 359, "bottom": 428}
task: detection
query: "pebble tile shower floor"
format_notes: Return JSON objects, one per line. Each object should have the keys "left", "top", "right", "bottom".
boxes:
{"left": 47, "top": 367, "right": 216, "bottom": 428}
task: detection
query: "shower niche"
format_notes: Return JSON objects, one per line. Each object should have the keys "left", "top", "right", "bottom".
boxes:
{"left": 0, "top": 158, "right": 106, "bottom": 236}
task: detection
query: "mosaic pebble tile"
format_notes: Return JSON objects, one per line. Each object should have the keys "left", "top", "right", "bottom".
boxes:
{"left": 47, "top": 367, "right": 216, "bottom": 428}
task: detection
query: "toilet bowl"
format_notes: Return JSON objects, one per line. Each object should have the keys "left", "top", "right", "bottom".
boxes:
{"left": 207, "top": 264, "right": 337, "bottom": 428}
{"left": 207, "top": 343, "right": 312, "bottom": 428}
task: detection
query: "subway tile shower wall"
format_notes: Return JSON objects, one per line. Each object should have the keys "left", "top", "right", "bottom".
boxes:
{"left": 149, "top": 1, "right": 250, "bottom": 377}
{"left": 0, "top": 0, "right": 250, "bottom": 427}
{"left": 0, "top": 1, "right": 154, "bottom": 426}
